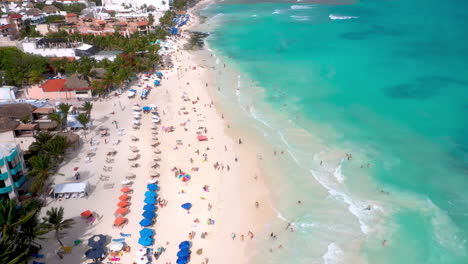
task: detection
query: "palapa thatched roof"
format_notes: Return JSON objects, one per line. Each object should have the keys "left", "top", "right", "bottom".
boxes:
{"left": 64, "top": 74, "right": 90, "bottom": 89}
{"left": 0, "top": 103, "right": 37, "bottom": 119}
{"left": 56, "top": 132, "right": 80, "bottom": 144}
{"left": 90, "top": 68, "right": 106, "bottom": 79}
{"left": 26, "top": 8, "right": 41, "bottom": 16}
{"left": 147, "top": 5, "right": 156, "bottom": 11}
{"left": 0, "top": 117, "right": 20, "bottom": 133}
{"left": 42, "top": 5, "right": 60, "bottom": 14}
{"left": 25, "top": 2, "right": 35, "bottom": 8}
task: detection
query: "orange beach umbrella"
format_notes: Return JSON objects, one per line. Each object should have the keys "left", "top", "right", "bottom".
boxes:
{"left": 121, "top": 187, "right": 132, "bottom": 193}
{"left": 80, "top": 210, "right": 92, "bottom": 218}
{"left": 117, "top": 201, "right": 129, "bottom": 208}
{"left": 115, "top": 208, "right": 128, "bottom": 215}
{"left": 119, "top": 194, "right": 129, "bottom": 201}
{"left": 114, "top": 217, "right": 126, "bottom": 226}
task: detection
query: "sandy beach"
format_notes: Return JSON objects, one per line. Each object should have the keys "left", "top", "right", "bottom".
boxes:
{"left": 37, "top": 1, "right": 273, "bottom": 263}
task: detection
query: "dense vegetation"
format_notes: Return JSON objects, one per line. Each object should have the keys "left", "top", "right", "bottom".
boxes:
{"left": 0, "top": 48, "right": 48, "bottom": 87}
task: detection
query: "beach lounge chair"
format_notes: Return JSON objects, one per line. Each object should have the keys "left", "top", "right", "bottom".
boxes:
{"left": 61, "top": 246, "right": 72, "bottom": 253}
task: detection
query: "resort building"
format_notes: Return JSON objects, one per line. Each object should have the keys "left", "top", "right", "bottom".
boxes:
{"left": 17, "top": 37, "right": 97, "bottom": 58}
{"left": 27, "top": 75, "right": 93, "bottom": 100}
{"left": 0, "top": 142, "right": 27, "bottom": 201}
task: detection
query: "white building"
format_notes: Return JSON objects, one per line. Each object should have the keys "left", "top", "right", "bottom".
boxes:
{"left": 16, "top": 37, "right": 97, "bottom": 58}
{"left": 103, "top": 0, "right": 170, "bottom": 11}
{"left": 0, "top": 143, "right": 27, "bottom": 200}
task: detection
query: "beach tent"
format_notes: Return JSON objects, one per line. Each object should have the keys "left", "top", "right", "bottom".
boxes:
{"left": 181, "top": 203, "right": 192, "bottom": 210}
{"left": 139, "top": 228, "right": 154, "bottom": 237}
{"left": 142, "top": 211, "right": 156, "bottom": 219}
{"left": 115, "top": 208, "right": 128, "bottom": 215}
{"left": 53, "top": 181, "right": 89, "bottom": 198}
{"left": 178, "top": 174, "right": 191, "bottom": 182}
{"left": 88, "top": 234, "right": 106, "bottom": 248}
{"left": 143, "top": 204, "right": 156, "bottom": 211}
{"left": 139, "top": 218, "right": 153, "bottom": 227}
{"left": 144, "top": 197, "right": 156, "bottom": 204}
{"left": 179, "top": 241, "right": 191, "bottom": 249}
{"left": 85, "top": 247, "right": 105, "bottom": 260}
{"left": 147, "top": 184, "right": 159, "bottom": 191}
{"left": 197, "top": 135, "right": 208, "bottom": 141}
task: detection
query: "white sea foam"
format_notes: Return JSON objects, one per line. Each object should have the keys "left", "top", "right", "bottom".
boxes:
{"left": 333, "top": 162, "right": 345, "bottom": 183}
{"left": 272, "top": 9, "right": 282, "bottom": 15}
{"left": 291, "top": 15, "right": 310, "bottom": 21}
{"left": 291, "top": 5, "right": 313, "bottom": 10}
{"left": 215, "top": 58, "right": 220, "bottom": 65}
{"left": 323, "top": 243, "right": 344, "bottom": 264}
{"left": 329, "top": 14, "right": 359, "bottom": 20}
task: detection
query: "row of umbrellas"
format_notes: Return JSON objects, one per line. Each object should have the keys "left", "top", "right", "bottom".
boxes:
{"left": 138, "top": 184, "right": 160, "bottom": 247}
{"left": 177, "top": 241, "right": 192, "bottom": 264}
{"left": 114, "top": 187, "right": 132, "bottom": 227}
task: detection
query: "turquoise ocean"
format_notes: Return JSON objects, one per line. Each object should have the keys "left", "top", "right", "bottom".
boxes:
{"left": 197, "top": 0, "right": 468, "bottom": 263}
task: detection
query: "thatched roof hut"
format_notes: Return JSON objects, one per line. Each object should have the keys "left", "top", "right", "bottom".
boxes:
{"left": 64, "top": 74, "right": 90, "bottom": 90}
{"left": 26, "top": 8, "right": 41, "bottom": 16}
{"left": 89, "top": 68, "right": 106, "bottom": 79}
{"left": 0, "top": 117, "right": 20, "bottom": 133}
{"left": 0, "top": 103, "right": 37, "bottom": 119}
{"left": 56, "top": 132, "right": 80, "bottom": 145}
{"left": 42, "top": 5, "right": 60, "bottom": 14}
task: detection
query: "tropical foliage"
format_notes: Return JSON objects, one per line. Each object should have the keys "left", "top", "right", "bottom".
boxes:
{"left": 42, "top": 207, "right": 75, "bottom": 247}
{"left": 0, "top": 47, "right": 48, "bottom": 86}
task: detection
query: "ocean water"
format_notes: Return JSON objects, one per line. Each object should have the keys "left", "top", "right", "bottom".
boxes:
{"left": 198, "top": 0, "right": 468, "bottom": 263}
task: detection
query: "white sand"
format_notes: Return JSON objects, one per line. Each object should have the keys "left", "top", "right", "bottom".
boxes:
{"left": 37, "top": 2, "right": 273, "bottom": 264}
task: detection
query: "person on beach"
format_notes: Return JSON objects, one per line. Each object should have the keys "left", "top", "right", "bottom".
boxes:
{"left": 231, "top": 233, "right": 236, "bottom": 240}
{"left": 239, "top": 138, "right": 242, "bottom": 144}
{"left": 255, "top": 201, "right": 259, "bottom": 208}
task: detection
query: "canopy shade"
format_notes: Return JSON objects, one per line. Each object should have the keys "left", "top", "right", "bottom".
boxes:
{"left": 118, "top": 201, "right": 129, "bottom": 208}
{"left": 121, "top": 187, "right": 132, "bottom": 193}
{"left": 142, "top": 211, "right": 156, "bottom": 219}
{"left": 119, "top": 194, "right": 129, "bottom": 201}
{"left": 81, "top": 210, "right": 92, "bottom": 218}
{"left": 197, "top": 135, "right": 208, "bottom": 141}
{"left": 177, "top": 250, "right": 190, "bottom": 258}
{"left": 147, "top": 184, "right": 159, "bottom": 191}
{"left": 88, "top": 234, "right": 106, "bottom": 248}
{"left": 181, "top": 203, "right": 192, "bottom": 210}
{"left": 144, "top": 197, "right": 156, "bottom": 204}
{"left": 114, "top": 217, "right": 126, "bottom": 226}
{"left": 138, "top": 236, "right": 153, "bottom": 246}
{"left": 115, "top": 208, "right": 128, "bottom": 215}
{"left": 54, "top": 181, "right": 89, "bottom": 197}
{"left": 179, "top": 241, "right": 191, "bottom": 249}
{"left": 85, "top": 247, "right": 106, "bottom": 259}
{"left": 143, "top": 204, "right": 156, "bottom": 211}
{"left": 139, "top": 228, "right": 154, "bottom": 237}
{"left": 144, "top": 191, "right": 157, "bottom": 198}
{"left": 139, "top": 218, "right": 153, "bottom": 227}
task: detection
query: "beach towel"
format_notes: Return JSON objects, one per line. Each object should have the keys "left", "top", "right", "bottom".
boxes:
{"left": 112, "top": 238, "right": 125, "bottom": 242}
{"left": 120, "top": 232, "right": 131, "bottom": 237}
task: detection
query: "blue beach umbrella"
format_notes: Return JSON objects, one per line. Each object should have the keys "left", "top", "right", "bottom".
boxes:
{"left": 139, "top": 228, "right": 154, "bottom": 237}
{"left": 87, "top": 234, "right": 106, "bottom": 249}
{"left": 157, "top": 72, "right": 163, "bottom": 76}
{"left": 85, "top": 247, "right": 105, "bottom": 259}
{"left": 138, "top": 236, "right": 153, "bottom": 246}
{"left": 178, "top": 241, "right": 191, "bottom": 249}
{"left": 143, "top": 106, "right": 151, "bottom": 111}
{"left": 145, "top": 191, "right": 157, "bottom": 198}
{"left": 181, "top": 203, "right": 192, "bottom": 210}
{"left": 144, "top": 197, "right": 156, "bottom": 204}
{"left": 139, "top": 218, "right": 153, "bottom": 227}
{"left": 177, "top": 250, "right": 190, "bottom": 258}
{"left": 142, "top": 211, "right": 156, "bottom": 219}
{"left": 147, "top": 184, "right": 159, "bottom": 191}
{"left": 143, "top": 204, "right": 156, "bottom": 211}
{"left": 176, "top": 257, "right": 188, "bottom": 264}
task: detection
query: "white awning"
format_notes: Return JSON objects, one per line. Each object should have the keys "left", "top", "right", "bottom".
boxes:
{"left": 54, "top": 181, "right": 89, "bottom": 195}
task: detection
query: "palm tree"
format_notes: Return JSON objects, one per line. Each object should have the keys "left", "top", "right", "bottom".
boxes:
{"left": 29, "top": 131, "right": 53, "bottom": 154}
{"left": 82, "top": 101, "right": 93, "bottom": 118}
{"left": 43, "top": 136, "right": 69, "bottom": 163}
{"left": 49, "top": 112, "right": 63, "bottom": 130}
{"left": 0, "top": 200, "right": 39, "bottom": 242}
{"left": 27, "top": 155, "right": 53, "bottom": 194}
{"left": 42, "top": 207, "right": 74, "bottom": 247}
{"left": 76, "top": 113, "right": 90, "bottom": 130}
{"left": 57, "top": 103, "right": 71, "bottom": 129}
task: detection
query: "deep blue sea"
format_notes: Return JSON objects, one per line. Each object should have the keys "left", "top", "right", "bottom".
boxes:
{"left": 199, "top": 0, "right": 468, "bottom": 263}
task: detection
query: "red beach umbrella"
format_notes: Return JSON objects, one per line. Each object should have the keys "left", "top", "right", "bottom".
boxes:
{"left": 114, "top": 217, "right": 126, "bottom": 226}
{"left": 121, "top": 187, "right": 132, "bottom": 193}
{"left": 80, "top": 210, "right": 92, "bottom": 218}
{"left": 118, "top": 201, "right": 129, "bottom": 208}
{"left": 119, "top": 194, "right": 129, "bottom": 201}
{"left": 197, "top": 135, "right": 208, "bottom": 141}
{"left": 115, "top": 208, "right": 128, "bottom": 215}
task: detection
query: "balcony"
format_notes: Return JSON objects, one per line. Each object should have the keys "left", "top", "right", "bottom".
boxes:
{"left": 0, "top": 185, "right": 12, "bottom": 194}
{"left": 6, "top": 148, "right": 17, "bottom": 162}
{"left": 0, "top": 172, "right": 8, "bottom": 181}
{"left": 14, "top": 175, "right": 27, "bottom": 188}
{"left": 10, "top": 163, "right": 22, "bottom": 175}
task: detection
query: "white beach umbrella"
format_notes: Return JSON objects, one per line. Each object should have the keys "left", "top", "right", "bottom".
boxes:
{"left": 133, "top": 115, "right": 141, "bottom": 119}
{"left": 122, "top": 179, "right": 132, "bottom": 185}
{"left": 147, "top": 178, "right": 158, "bottom": 184}
{"left": 132, "top": 106, "right": 140, "bottom": 111}
{"left": 109, "top": 242, "right": 124, "bottom": 251}
{"left": 149, "top": 104, "right": 156, "bottom": 108}
{"left": 133, "top": 120, "right": 140, "bottom": 125}
{"left": 136, "top": 248, "right": 147, "bottom": 256}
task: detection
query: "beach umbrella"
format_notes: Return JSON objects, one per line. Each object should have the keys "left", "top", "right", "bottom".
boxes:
{"left": 147, "top": 178, "right": 158, "bottom": 184}
{"left": 143, "top": 204, "right": 156, "bottom": 211}
{"left": 109, "top": 242, "right": 124, "bottom": 251}
{"left": 115, "top": 207, "right": 128, "bottom": 215}
{"left": 145, "top": 191, "right": 157, "bottom": 198}
{"left": 176, "top": 257, "right": 188, "bottom": 264}
{"left": 133, "top": 120, "right": 140, "bottom": 125}
{"left": 147, "top": 183, "right": 159, "bottom": 191}
{"left": 139, "top": 228, "right": 154, "bottom": 237}
{"left": 139, "top": 218, "right": 153, "bottom": 227}
{"left": 143, "top": 106, "right": 151, "bottom": 111}
{"left": 179, "top": 241, "right": 191, "bottom": 249}
{"left": 88, "top": 234, "right": 106, "bottom": 248}
{"left": 181, "top": 203, "right": 192, "bottom": 210}
{"left": 118, "top": 201, "right": 129, "bottom": 208}
{"left": 197, "top": 135, "right": 208, "bottom": 141}
{"left": 121, "top": 187, "right": 132, "bottom": 193}
{"left": 85, "top": 247, "right": 105, "bottom": 260}
{"left": 119, "top": 194, "right": 129, "bottom": 201}
{"left": 177, "top": 250, "right": 190, "bottom": 258}
{"left": 154, "top": 149, "right": 161, "bottom": 154}
{"left": 80, "top": 210, "right": 92, "bottom": 218}
{"left": 114, "top": 217, "right": 126, "bottom": 226}
{"left": 142, "top": 211, "right": 156, "bottom": 219}
{"left": 144, "top": 197, "right": 156, "bottom": 204}
{"left": 132, "top": 106, "right": 140, "bottom": 110}
{"left": 149, "top": 171, "right": 159, "bottom": 177}
{"left": 178, "top": 174, "right": 191, "bottom": 182}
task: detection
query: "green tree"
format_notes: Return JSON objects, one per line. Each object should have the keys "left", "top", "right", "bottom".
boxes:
{"left": 43, "top": 135, "right": 69, "bottom": 163}
{"left": 82, "top": 101, "right": 93, "bottom": 117}
{"left": 76, "top": 112, "right": 90, "bottom": 129}
{"left": 29, "top": 131, "right": 54, "bottom": 154}
{"left": 42, "top": 207, "right": 74, "bottom": 247}
{"left": 148, "top": 13, "right": 154, "bottom": 26}
{"left": 28, "top": 70, "right": 43, "bottom": 84}
{"left": 45, "top": 15, "right": 65, "bottom": 24}
{"left": 48, "top": 112, "right": 63, "bottom": 130}
{"left": 57, "top": 103, "right": 71, "bottom": 129}
{"left": 27, "top": 155, "right": 54, "bottom": 194}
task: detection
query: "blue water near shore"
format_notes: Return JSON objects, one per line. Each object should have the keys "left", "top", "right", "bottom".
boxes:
{"left": 200, "top": 0, "right": 468, "bottom": 263}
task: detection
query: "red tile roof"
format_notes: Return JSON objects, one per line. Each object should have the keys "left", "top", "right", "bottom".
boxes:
{"left": 65, "top": 13, "right": 77, "bottom": 17}
{"left": 41, "top": 79, "right": 67, "bottom": 92}
{"left": 137, "top": 21, "right": 149, "bottom": 26}
{"left": 0, "top": 24, "right": 12, "bottom": 30}
{"left": 8, "top": 14, "right": 22, "bottom": 19}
